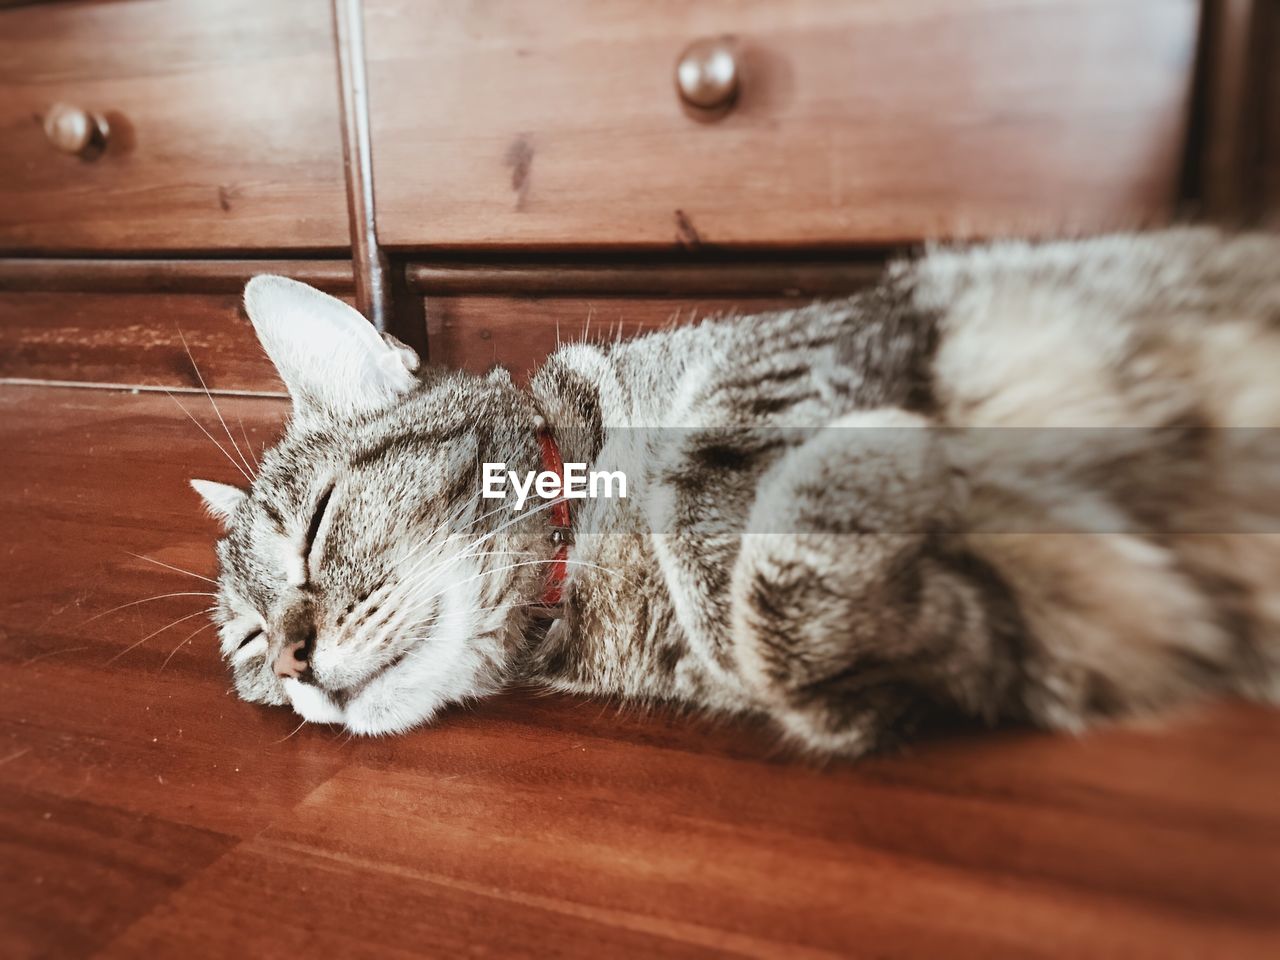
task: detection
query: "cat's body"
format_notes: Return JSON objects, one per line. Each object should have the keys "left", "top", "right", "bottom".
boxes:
{"left": 196, "top": 229, "right": 1280, "bottom": 755}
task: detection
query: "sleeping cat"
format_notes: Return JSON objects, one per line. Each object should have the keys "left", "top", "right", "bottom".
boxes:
{"left": 193, "top": 229, "right": 1280, "bottom": 755}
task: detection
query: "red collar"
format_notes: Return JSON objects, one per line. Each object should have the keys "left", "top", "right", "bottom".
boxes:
{"left": 535, "top": 422, "right": 571, "bottom": 613}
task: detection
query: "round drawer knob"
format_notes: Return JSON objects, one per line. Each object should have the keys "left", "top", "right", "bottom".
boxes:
{"left": 675, "top": 37, "right": 740, "bottom": 113}
{"left": 43, "top": 102, "right": 110, "bottom": 158}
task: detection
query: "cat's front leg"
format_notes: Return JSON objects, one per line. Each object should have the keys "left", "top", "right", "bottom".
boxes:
{"left": 729, "top": 409, "right": 1018, "bottom": 756}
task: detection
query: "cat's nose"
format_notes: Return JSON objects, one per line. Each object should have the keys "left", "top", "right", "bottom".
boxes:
{"left": 273, "top": 637, "right": 310, "bottom": 679}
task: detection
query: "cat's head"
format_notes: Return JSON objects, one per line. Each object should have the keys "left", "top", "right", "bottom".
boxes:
{"left": 192, "top": 277, "right": 548, "bottom": 734}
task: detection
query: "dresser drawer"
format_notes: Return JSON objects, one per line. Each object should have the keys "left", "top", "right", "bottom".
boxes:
{"left": 0, "top": 260, "right": 353, "bottom": 393}
{"left": 0, "top": 0, "right": 349, "bottom": 254}
{"left": 0, "top": 291, "right": 284, "bottom": 393}
{"left": 427, "top": 295, "right": 801, "bottom": 382}
{"left": 411, "top": 260, "right": 880, "bottom": 380}
{"left": 368, "top": 0, "right": 1199, "bottom": 250}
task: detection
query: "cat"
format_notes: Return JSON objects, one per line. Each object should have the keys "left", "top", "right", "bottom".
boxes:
{"left": 193, "top": 229, "right": 1280, "bottom": 755}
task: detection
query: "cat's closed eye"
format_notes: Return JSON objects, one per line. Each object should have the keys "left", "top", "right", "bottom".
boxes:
{"left": 237, "top": 628, "right": 263, "bottom": 651}
{"left": 303, "top": 483, "right": 336, "bottom": 583}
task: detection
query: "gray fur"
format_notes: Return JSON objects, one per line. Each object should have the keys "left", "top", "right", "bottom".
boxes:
{"left": 195, "top": 230, "right": 1280, "bottom": 755}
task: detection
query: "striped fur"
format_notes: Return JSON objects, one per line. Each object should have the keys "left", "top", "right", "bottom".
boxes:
{"left": 195, "top": 230, "right": 1280, "bottom": 754}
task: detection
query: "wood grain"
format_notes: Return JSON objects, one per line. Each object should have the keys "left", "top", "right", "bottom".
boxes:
{"left": 0, "top": 258, "right": 355, "bottom": 295}
{"left": 1, "top": 382, "right": 1278, "bottom": 957}
{"left": 426, "top": 295, "right": 815, "bottom": 381}
{"left": 415, "top": 262, "right": 882, "bottom": 379}
{"left": 367, "top": 0, "right": 1200, "bottom": 251}
{"left": 0, "top": 291, "right": 286, "bottom": 393}
{"left": 0, "top": 263, "right": 874, "bottom": 391}
{"left": 0, "top": 0, "right": 349, "bottom": 254}
{"left": 406, "top": 259, "right": 885, "bottom": 296}
{"left": 0, "top": 260, "right": 358, "bottom": 393}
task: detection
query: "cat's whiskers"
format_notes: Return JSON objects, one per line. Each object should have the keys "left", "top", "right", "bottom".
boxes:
{"left": 399, "top": 481, "right": 544, "bottom": 573}
{"left": 160, "top": 619, "right": 218, "bottom": 671}
{"left": 407, "top": 599, "right": 522, "bottom": 642}
{"left": 395, "top": 547, "right": 533, "bottom": 600}
{"left": 105, "top": 606, "right": 214, "bottom": 665}
{"left": 369, "top": 553, "right": 549, "bottom": 675}
{"left": 395, "top": 604, "right": 523, "bottom": 679}
{"left": 412, "top": 497, "right": 568, "bottom": 578}
{"left": 391, "top": 561, "right": 518, "bottom": 632}
{"left": 272, "top": 717, "right": 309, "bottom": 744}
{"left": 384, "top": 509, "right": 483, "bottom": 587}
{"left": 393, "top": 497, "right": 636, "bottom": 622}
{"left": 350, "top": 599, "right": 419, "bottom": 665}
{"left": 177, "top": 326, "right": 255, "bottom": 479}
{"left": 80, "top": 591, "right": 218, "bottom": 628}
{"left": 165, "top": 389, "right": 254, "bottom": 485}
{"left": 393, "top": 527, "right": 478, "bottom": 585}
{"left": 330, "top": 558, "right": 444, "bottom": 656}
{"left": 451, "top": 495, "right": 566, "bottom": 551}
{"left": 236, "top": 416, "right": 261, "bottom": 472}
{"left": 399, "top": 555, "right": 633, "bottom": 638}
{"left": 391, "top": 496, "right": 543, "bottom": 588}
{"left": 402, "top": 558, "right": 579, "bottom": 614}
{"left": 392, "top": 496, "right": 515, "bottom": 582}
{"left": 124, "top": 551, "right": 217, "bottom": 585}
{"left": 348, "top": 549, "right": 485, "bottom": 659}
{"left": 361, "top": 609, "right": 442, "bottom": 670}
{"left": 349, "top": 575, "right": 447, "bottom": 662}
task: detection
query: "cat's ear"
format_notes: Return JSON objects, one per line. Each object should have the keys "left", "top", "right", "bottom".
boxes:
{"left": 191, "top": 479, "right": 246, "bottom": 526}
{"left": 243, "top": 275, "right": 420, "bottom": 418}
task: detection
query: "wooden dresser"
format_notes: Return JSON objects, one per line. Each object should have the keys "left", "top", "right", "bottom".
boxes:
{"left": 3, "top": 2, "right": 1280, "bottom": 958}
{"left": 1, "top": 0, "right": 1268, "bottom": 392}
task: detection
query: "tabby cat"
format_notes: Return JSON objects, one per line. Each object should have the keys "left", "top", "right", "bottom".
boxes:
{"left": 193, "top": 230, "right": 1280, "bottom": 755}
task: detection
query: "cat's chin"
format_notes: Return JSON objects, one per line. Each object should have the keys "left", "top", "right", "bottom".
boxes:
{"left": 284, "top": 678, "right": 346, "bottom": 726}
{"left": 281, "top": 638, "right": 496, "bottom": 736}
{"left": 282, "top": 674, "right": 443, "bottom": 736}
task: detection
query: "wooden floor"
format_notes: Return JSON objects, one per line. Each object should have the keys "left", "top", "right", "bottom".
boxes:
{"left": 1, "top": 382, "right": 1278, "bottom": 959}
